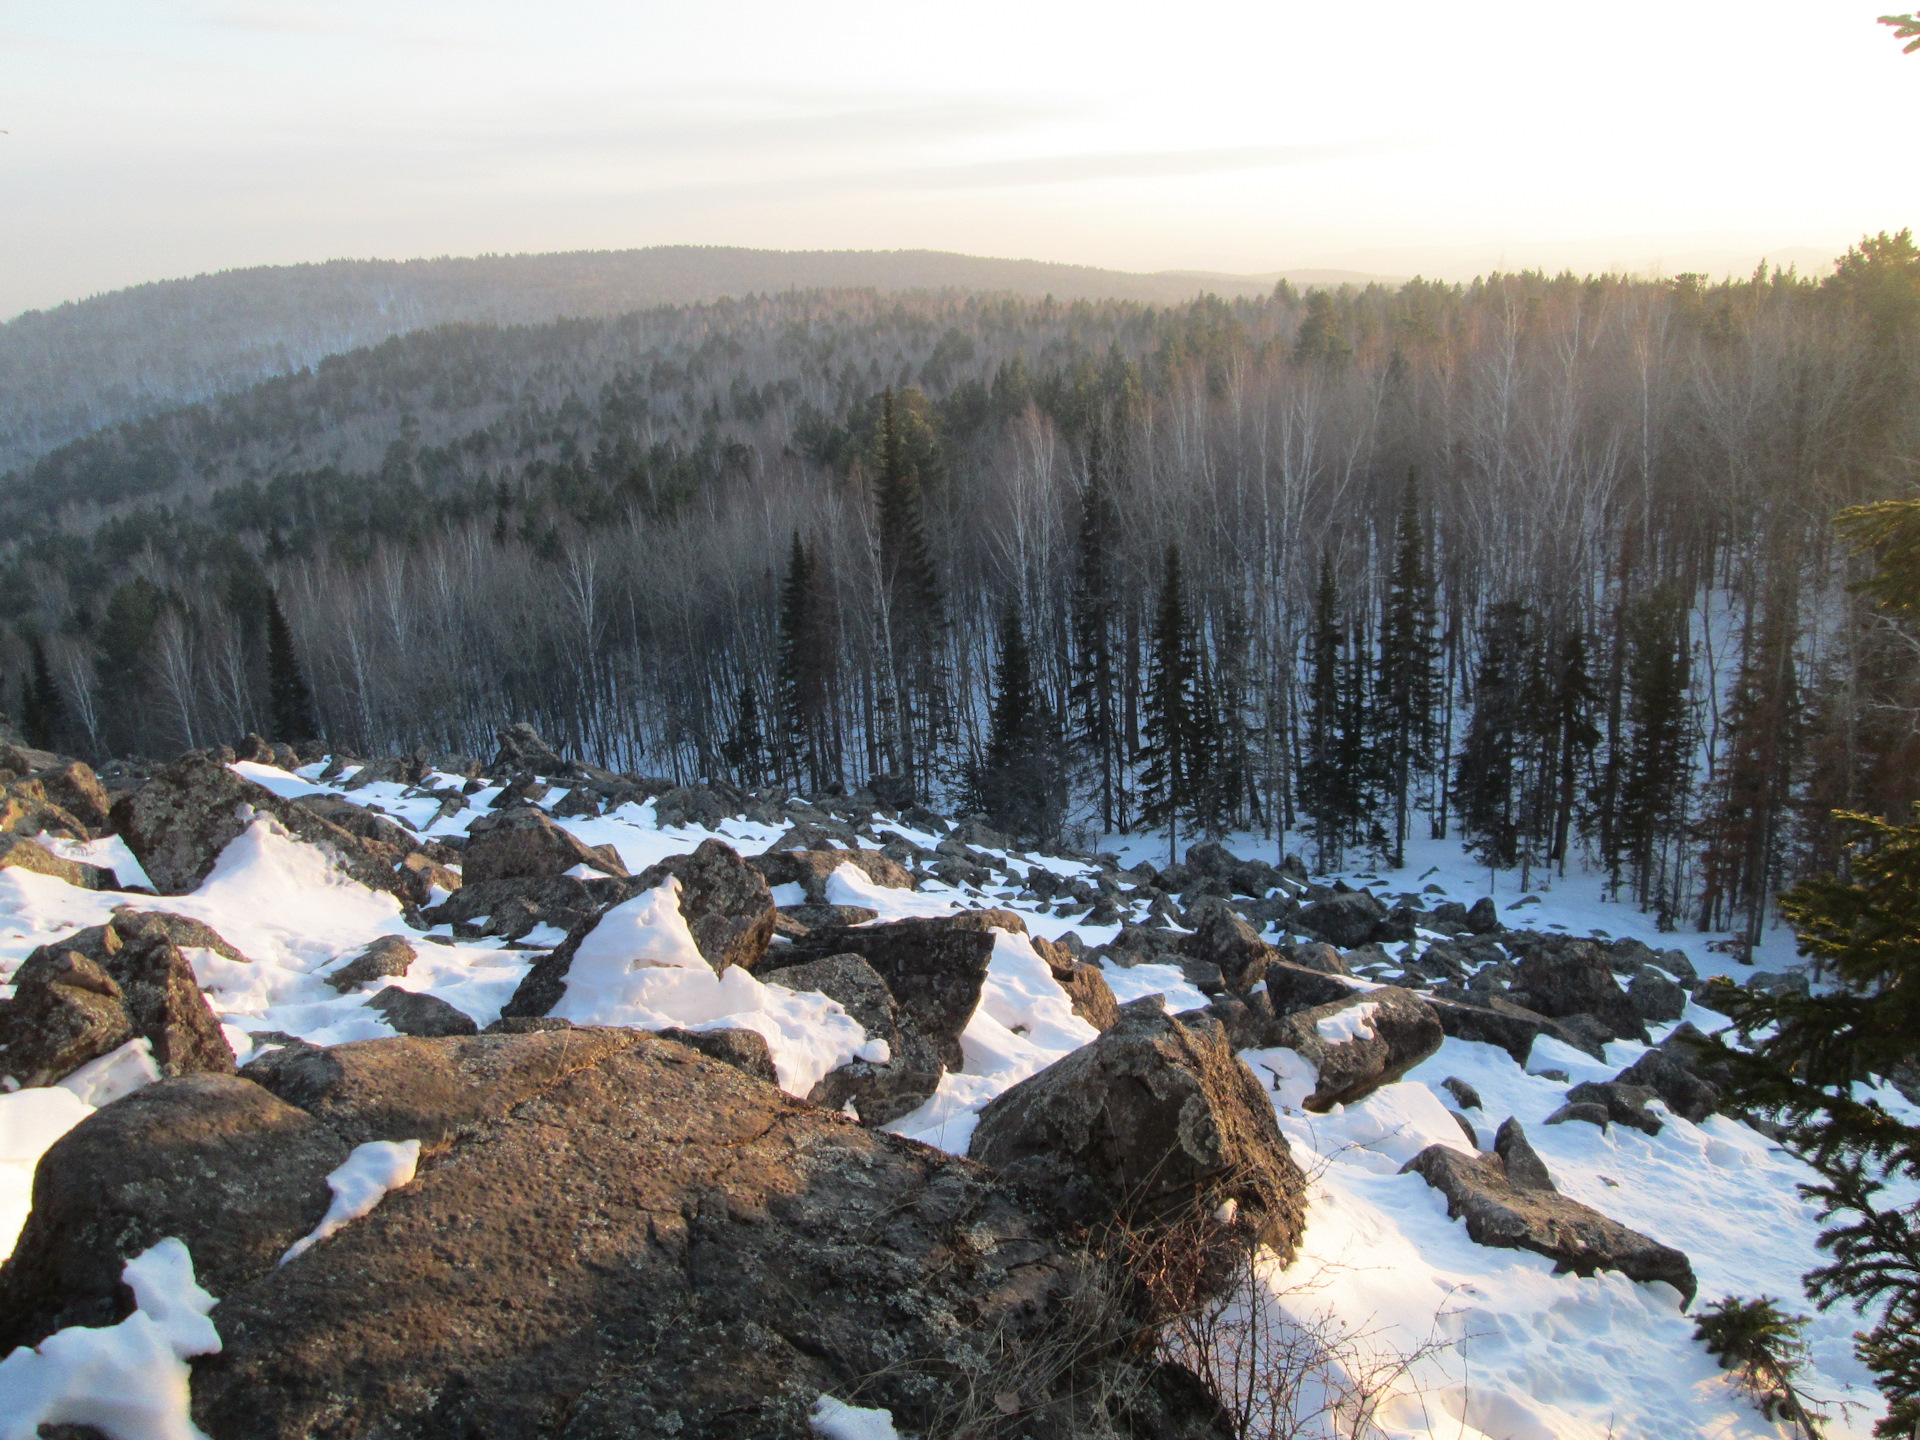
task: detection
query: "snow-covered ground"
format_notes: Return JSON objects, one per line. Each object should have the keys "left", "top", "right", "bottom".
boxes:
{"left": 0, "top": 767, "right": 1898, "bottom": 1437}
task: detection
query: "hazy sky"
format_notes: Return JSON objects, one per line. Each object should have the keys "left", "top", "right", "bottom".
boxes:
{"left": 2, "top": 0, "right": 1915, "bottom": 317}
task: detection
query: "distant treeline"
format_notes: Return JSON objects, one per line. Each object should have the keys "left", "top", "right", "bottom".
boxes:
{"left": 5, "top": 236, "right": 1919, "bottom": 939}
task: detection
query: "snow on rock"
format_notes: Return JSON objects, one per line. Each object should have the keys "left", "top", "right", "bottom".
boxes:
{"left": 1314, "top": 1000, "right": 1380, "bottom": 1044}
{"left": 56, "top": 1037, "right": 162, "bottom": 1108}
{"left": 0, "top": 1237, "right": 220, "bottom": 1440}
{"left": 281, "top": 1139, "right": 422, "bottom": 1265}
{"left": 809, "top": 1395, "right": 900, "bottom": 1440}
{"left": 551, "top": 880, "right": 869, "bottom": 1096}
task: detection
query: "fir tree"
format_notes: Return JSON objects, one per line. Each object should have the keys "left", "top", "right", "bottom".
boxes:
{"left": 1546, "top": 624, "right": 1600, "bottom": 873}
{"left": 777, "top": 532, "right": 837, "bottom": 791}
{"left": 1139, "top": 543, "right": 1196, "bottom": 864}
{"left": 1619, "top": 586, "right": 1694, "bottom": 918}
{"left": 721, "top": 677, "right": 766, "bottom": 787}
{"left": 965, "top": 604, "right": 1068, "bottom": 846}
{"left": 265, "top": 591, "right": 317, "bottom": 743}
{"left": 1375, "top": 470, "right": 1440, "bottom": 867}
{"left": 22, "top": 638, "right": 61, "bottom": 749}
{"left": 1298, "top": 550, "right": 1357, "bottom": 871}
{"left": 872, "top": 389, "right": 946, "bottom": 791}
{"left": 1070, "top": 423, "right": 1123, "bottom": 832}
{"left": 1455, "top": 601, "right": 1531, "bottom": 870}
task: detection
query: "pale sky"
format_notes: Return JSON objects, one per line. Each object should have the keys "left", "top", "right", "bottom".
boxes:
{"left": 2, "top": 0, "right": 1914, "bottom": 317}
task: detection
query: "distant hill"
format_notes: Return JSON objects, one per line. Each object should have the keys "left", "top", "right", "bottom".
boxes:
{"left": 0, "top": 247, "right": 1394, "bottom": 475}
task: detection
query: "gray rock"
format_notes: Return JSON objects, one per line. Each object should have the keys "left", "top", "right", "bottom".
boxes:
{"left": 762, "top": 952, "right": 943, "bottom": 1125}
{"left": 364, "top": 986, "right": 477, "bottom": 1037}
{"left": 423, "top": 874, "right": 618, "bottom": 942}
{"left": 1440, "top": 1076, "right": 1484, "bottom": 1111}
{"left": 1296, "top": 891, "right": 1387, "bottom": 948}
{"left": 461, "top": 806, "right": 628, "bottom": 885}
{"left": 326, "top": 935, "right": 417, "bottom": 992}
{"left": 629, "top": 839, "right": 777, "bottom": 973}
{"left": 1611, "top": 1022, "right": 1726, "bottom": 1124}
{"left": 1401, "top": 1143, "right": 1695, "bottom": 1304}
{"left": 0, "top": 834, "right": 118, "bottom": 890}
{"left": 1465, "top": 897, "right": 1501, "bottom": 933}
{"left": 1553, "top": 1080, "right": 1664, "bottom": 1135}
{"left": 1627, "top": 965, "right": 1687, "bottom": 1023}
{"left": 1545, "top": 1101, "right": 1613, "bottom": 1128}
{"left": 748, "top": 847, "right": 916, "bottom": 903}
{"left": 1506, "top": 936, "right": 1648, "bottom": 1042}
{"left": 654, "top": 1026, "right": 779, "bottom": 1085}
{"left": 969, "top": 1000, "right": 1307, "bottom": 1258}
{"left": 1032, "top": 936, "right": 1122, "bottom": 1031}
{"left": 778, "top": 903, "right": 880, "bottom": 931}
{"left": 1494, "top": 1118, "right": 1556, "bottom": 1192}
{"left": 0, "top": 948, "right": 132, "bottom": 1088}
{"left": 1269, "top": 987, "right": 1444, "bottom": 1110}
{"left": 1180, "top": 903, "right": 1272, "bottom": 993}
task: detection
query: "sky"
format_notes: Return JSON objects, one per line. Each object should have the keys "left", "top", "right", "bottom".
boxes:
{"left": 1, "top": 0, "right": 1915, "bottom": 317}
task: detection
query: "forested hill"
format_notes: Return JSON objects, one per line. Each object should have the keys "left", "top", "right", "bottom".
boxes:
{"left": 0, "top": 247, "right": 1380, "bottom": 474}
{"left": 4, "top": 238, "right": 1919, "bottom": 946}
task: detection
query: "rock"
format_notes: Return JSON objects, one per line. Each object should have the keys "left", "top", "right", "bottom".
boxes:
{"left": 423, "top": 874, "right": 618, "bottom": 942}
{"left": 1295, "top": 891, "right": 1386, "bottom": 948}
{"left": 364, "top": 986, "right": 477, "bottom": 1037}
{"left": 490, "top": 773, "right": 550, "bottom": 808}
{"left": 326, "top": 935, "right": 417, "bottom": 992}
{"left": 99, "top": 927, "right": 237, "bottom": 1078}
{"left": 1374, "top": 905, "right": 1420, "bottom": 942}
{"left": 1440, "top": 1076, "right": 1484, "bottom": 1111}
{"left": 759, "top": 912, "right": 1020, "bottom": 1072}
{"left": 1627, "top": 965, "right": 1687, "bottom": 1023}
{"left": 1269, "top": 987, "right": 1444, "bottom": 1110}
{"left": 1506, "top": 936, "right": 1647, "bottom": 1042}
{"left": 1033, "top": 937, "right": 1121, "bottom": 1032}
{"left": 969, "top": 999, "right": 1307, "bottom": 1257}
{"left": 0, "top": 1073, "right": 351, "bottom": 1352}
{"left": 291, "top": 793, "right": 418, "bottom": 850}
{"left": 0, "top": 949, "right": 132, "bottom": 1088}
{"left": 1450, "top": 1111, "right": 1480, "bottom": 1147}
{"left": 1287, "top": 940, "right": 1351, "bottom": 975}
{"left": 29, "top": 761, "right": 112, "bottom": 831}
{"left": 1612, "top": 1023, "right": 1724, "bottom": 1124}
{"left": 109, "top": 754, "right": 408, "bottom": 898}
{"left": 1180, "top": 903, "right": 1271, "bottom": 993}
{"left": 1401, "top": 1143, "right": 1696, "bottom": 1304}
{"left": 1553, "top": 1080, "right": 1664, "bottom": 1135}
{"left": 0, "top": 783, "right": 91, "bottom": 841}
{"left": 1546, "top": 1100, "right": 1613, "bottom": 1129}
{"left": 654, "top": 1026, "right": 779, "bottom": 1085}
{"left": 0, "top": 741, "right": 61, "bottom": 774}
{"left": 0, "top": 833, "right": 118, "bottom": 890}
{"left": 396, "top": 850, "right": 462, "bottom": 907}
{"left": 1465, "top": 897, "right": 1501, "bottom": 933}
{"left": 110, "top": 908, "right": 254, "bottom": 967}
{"left": 549, "top": 786, "right": 602, "bottom": 818}
{"left": 1179, "top": 989, "right": 1278, "bottom": 1052}
{"left": 1423, "top": 991, "right": 1608, "bottom": 1064}
{"left": 489, "top": 722, "right": 570, "bottom": 776}
{"left": 762, "top": 952, "right": 943, "bottom": 1125}
{"left": 1092, "top": 924, "right": 1184, "bottom": 969}
{"left": 461, "top": 806, "right": 628, "bottom": 885}
{"left": 778, "top": 903, "right": 880, "bottom": 930}
{"left": 629, "top": 839, "right": 777, "bottom": 973}
{"left": 1262, "top": 960, "right": 1364, "bottom": 1013}
{"left": 1494, "top": 1118, "right": 1556, "bottom": 1192}
{"left": 22, "top": 1029, "right": 1200, "bottom": 1440}
{"left": 748, "top": 846, "right": 916, "bottom": 903}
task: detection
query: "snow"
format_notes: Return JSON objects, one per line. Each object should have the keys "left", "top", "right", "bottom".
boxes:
{"left": 57, "top": 1038, "right": 162, "bottom": 1108}
{"left": 0, "top": 1086, "right": 94, "bottom": 1258}
{"left": 281, "top": 1138, "right": 421, "bottom": 1265}
{"left": 809, "top": 1395, "right": 900, "bottom": 1440}
{"left": 551, "top": 879, "right": 871, "bottom": 1095}
{"left": 0, "top": 1237, "right": 220, "bottom": 1440}
{"left": 1314, "top": 1001, "right": 1380, "bottom": 1044}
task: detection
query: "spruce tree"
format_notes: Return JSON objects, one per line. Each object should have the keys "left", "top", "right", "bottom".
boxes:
{"left": 966, "top": 604, "right": 1068, "bottom": 846}
{"left": 1298, "top": 550, "right": 1354, "bottom": 871}
{"left": 721, "top": 677, "right": 766, "bottom": 787}
{"left": 777, "top": 532, "right": 837, "bottom": 791}
{"left": 872, "top": 389, "right": 946, "bottom": 791}
{"left": 1139, "top": 543, "right": 1196, "bottom": 864}
{"left": 1070, "top": 423, "right": 1122, "bottom": 832}
{"left": 1455, "top": 601, "right": 1530, "bottom": 870}
{"left": 1619, "top": 586, "right": 1694, "bottom": 917}
{"left": 22, "top": 638, "right": 60, "bottom": 749}
{"left": 265, "top": 591, "right": 317, "bottom": 743}
{"left": 1375, "top": 470, "right": 1439, "bottom": 867}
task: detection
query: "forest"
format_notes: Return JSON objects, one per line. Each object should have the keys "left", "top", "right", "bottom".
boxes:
{"left": 3, "top": 232, "right": 1918, "bottom": 945}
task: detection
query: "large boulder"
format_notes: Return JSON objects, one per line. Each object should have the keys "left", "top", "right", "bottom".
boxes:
{"left": 0, "top": 833, "right": 118, "bottom": 889}
{"left": 1262, "top": 958, "right": 1365, "bottom": 1013}
{"left": 1180, "top": 903, "right": 1272, "bottom": 994}
{"left": 1033, "top": 935, "right": 1121, "bottom": 1031}
{"left": 364, "top": 986, "right": 479, "bottom": 1038}
{"left": 109, "top": 754, "right": 408, "bottom": 897}
{"left": 1295, "top": 890, "right": 1387, "bottom": 948}
{"left": 489, "top": 722, "right": 570, "bottom": 776}
{"left": 6, "top": 1029, "right": 1224, "bottom": 1438}
{"left": 460, "top": 805, "right": 628, "bottom": 885}
{"left": 969, "top": 999, "right": 1307, "bottom": 1258}
{"left": 292, "top": 793, "right": 420, "bottom": 850}
{"left": 1611, "top": 1022, "right": 1725, "bottom": 1124}
{"left": 749, "top": 846, "right": 916, "bottom": 903}
{"left": 27, "top": 760, "right": 112, "bottom": 831}
{"left": 1401, "top": 1136, "right": 1696, "bottom": 1304}
{"left": 761, "top": 911, "right": 1020, "bottom": 1072}
{"left": 0, "top": 781, "right": 92, "bottom": 841}
{"left": 1423, "top": 991, "right": 1608, "bottom": 1064}
{"left": 761, "top": 952, "right": 943, "bottom": 1125}
{"left": 629, "top": 839, "right": 777, "bottom": 972}
{"left": 1269, "top": 987, "right": 1444, "bottom": 1110}
{"left": 423, "top": 873, "right": 623, "bottom": 941}
{"left": 1506, "top": 936, "right": 1647, "bottom": 1042}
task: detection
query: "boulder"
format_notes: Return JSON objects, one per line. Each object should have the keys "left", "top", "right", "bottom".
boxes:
{"left": 652, "top": 784, "right": 738, "bottom": 830}
{"left": 326, "top": 935, "right": 417, "bottom": 992}
{"left": 1549, "top": 1080, "right": 1664, "bottom": 1135}
{"left": 1465, "top": 897, "right": 1501, "bottom": 933}
{"left": 396, "top": 850, "right": 462, "bottom": 907}
{"left": 1506, "top": 936, "right": 1647, "bottom": 1042}
{"left": 1440, "top": 1076, "right": 1484, "bottom": 1112}
{"left": 29, "top": 760, "right": 112, "bottom": 831}
{"left": 109, "top": 754, "right": 408, "bottom": 897}
{"left": 1401, "top": 1142, "right": 1696, "bottom": 1304}
{"left": 628, "top": 839, "right": 777, "bottom": 972}
{"left": 1627, "top": 966, "right": 1688, "bottom": 1023}
{"left": 969, "top": 1000, "right": 1307, "bottom": 1258}
{"left": 1180, "top": 903, "right": 1271, "bottom": 993}
{"left": 8, "top": 1028, "right": 1212, "bottom": 1439}
{"left": 1611, "top": 1022, "right": 1725, "bottom": 1124}
{"left": 0, "top": 784, "right": 91, "bottom": 841}
{"left": 762, "top": 952, "right": 942, "bottom": 1124}
{"left": 0, "top": 833, "right": 118, "bottom": 890}
{"left": 757, "top": 911, "right": 1020, "bottom": 1071}
{"left": 1179, "top": 988, "right": 1278, "bottom": 1052}
{"left": 0, "top": 1072, "right": 351, "bottom": 1351}
{"left": 423, "top": 874, "right": 620, "bottom": 941}
{"left": 653, "top": 1025, "right": 779, "bottom": 1085}
{"left": 1493, "top": 1117, "right": 1556, "bottom": 1192}
{"left": 461, "top": 806, "right": 628, "bottom": 885}
{"left": 364, "top": 986, "right": 478, "bottom": 1038}
{"left": 748, "top": 846, "right": 917, "bottom": 903}
{"left": 0, "top": 949, "right": 133, "bottom": 1088}
{"left": 291, "top": 793, "right": 419, "bottom": 850}
{"left": 1262, "top": 960, "right": 1365, "bottom": 1014}
{"left": 489, "top": 722, "right": 570, "bottom": 776}
{"left": 1295, "top": 890, "right": 1387, "bottom": 948}
{"left": 778, "top": 902, "right": 880, "bottom": 931}
{"left": 1269, "top": 987, "right": 1444, "bottom": 1110}
{"left": 1423, "top": 991, "right": 1608, "bottom": 1064}
{"left": 110, "top": 908, "right": 254, "bottom": 967}
{"left": 1032, "top": 936, "right": 1122, "bottom": 1032}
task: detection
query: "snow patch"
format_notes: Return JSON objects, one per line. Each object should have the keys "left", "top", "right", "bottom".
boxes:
{"left": 1314, "top": 1001, "right": 1380, "bottom": 1044}
{"left": 280, "top": 1139, "right": 421, "bottom": 1265}
{"left": 809, "top": 1395, "right": 899, "bottom": 1440}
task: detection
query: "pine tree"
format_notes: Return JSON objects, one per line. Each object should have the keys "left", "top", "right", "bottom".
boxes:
{"left": 1455, "top": 602, "right": 1530, "bottom": 870}
{"left": 265, "top": 591, "right": 317, "bottom": 743}
{"left": 22, "top": 638, "right": 61, "bottom": 749}
{"left": 721, "top": 677, "right": 766, "bottom": 787}
{"left": 966, "top": 604, "right": 1068, "bottom": 846}
{"left": 872, "top": 389, "right": 946, "bottom": 792}
{"left": 1139, "top": 543, "right": 1196, "bottom": 864}
{"left": 1298, "top": 550, "right": 1356, "bottom": 872}
{"left": 1619, "top": 586, "right": 1694, "bottom": 918}
{"left": 777, "top": 532, "right": 837, "bottom": 791}
{"left": 1546, "top": 624, "right": 1600, "bottom": 873}
{"left": 1071, "top": 423, "right": 1123, "bottom": 832}
{"left": 1375, "top": 470, "right": 1439, "bottom": 867}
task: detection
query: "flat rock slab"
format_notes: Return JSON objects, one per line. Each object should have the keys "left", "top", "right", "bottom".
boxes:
{"left": 1400, "top": 1143, "right": 1696, "bottom": 1305}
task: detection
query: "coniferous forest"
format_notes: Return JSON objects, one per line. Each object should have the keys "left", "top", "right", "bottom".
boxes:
{"left": 5, "top": 235, "right": 1920, "bottom": 939}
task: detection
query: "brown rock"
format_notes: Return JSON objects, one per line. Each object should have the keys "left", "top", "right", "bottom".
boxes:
{"left": 748, "top": 846, "right": 916, "bottom": 903}
{"left": 364, "top": 987, "right": 478, "bottom": 1037}
{"left": 326, "top": 935, "right": 417, "bottom": 992}
{"left": 0, "top": 833, "right": 118, "bottom": 890}
{"left": 460, "top": 805, "right": 628, "bottom": 885}
{"left": 1180, "top": 903, "right": 1272, "bottom": 993}
{"left": 29, "top": 761, "right": 112, "bottom": 831}
{"left": 423, "top": 873, "right": 617, "bottom": 942}
{"left": 1034, "top": 935, "right": 1121, "bottom": 1031}
{"left": 0, "top": 949, "right": 133, "bottom": 1088}
{"left": 1269, "top": 986, "right": 1444, "bottom": 1111}
{"left": 630, "top": 838, "right": 777, "bottom": 972}
{"left": 110, "top": 908, "right": 255, "bottom": 967}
